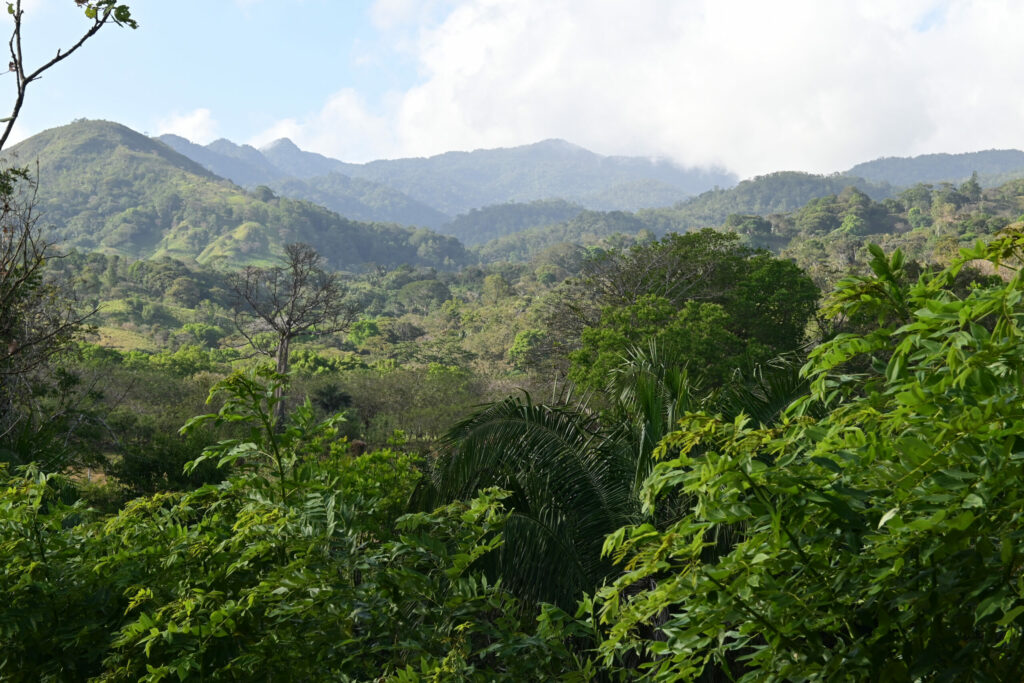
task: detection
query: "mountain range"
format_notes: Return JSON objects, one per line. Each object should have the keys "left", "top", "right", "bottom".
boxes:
{"left": 7, "top": 118, "right": 1024, "bottom": 269}
{"left": 3, "top": 120, "right": 469, "bottom": 270}
{"left": 157, "top": 133, "right": 738, "bottom": 224}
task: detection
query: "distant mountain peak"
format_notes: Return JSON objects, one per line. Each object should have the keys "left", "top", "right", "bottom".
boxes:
{"left": 157, "top": 133, "right": 190, "bottom": 145}
{"left": 261, "top": 138, "right": 301, "bottom": 153}
{"left": 531, "top": 138, "right": 588, "bottom": 152}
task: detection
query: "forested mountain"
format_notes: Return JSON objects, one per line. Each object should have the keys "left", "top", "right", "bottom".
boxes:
{"left": 259, "top": 137, "right": 350, "bottom": 178}
{"left": 471, "top": 171, "right": 896, "bottom": 261}
{"left": 266, "top": 173, "right": 451, "bottom": 229}
{"left": 846, "top": 149, "right": 1024, "bottom": 187}
{"left": 441, "top": 199, "right": 585, "bottom": 246}
{"left": 158, "top": 134, "right": 284, "bottom": 186}
{"left": 4, "top": 120, "right": 470, "bottom": 269}
{"left": 163, "top": 132, "right": 737, "bottom": 220}
{"left": 160, "top": 134, "right": 448, "bottom": 228}
{"left": 327, "top": 138, "right": 736, "bottom": 216}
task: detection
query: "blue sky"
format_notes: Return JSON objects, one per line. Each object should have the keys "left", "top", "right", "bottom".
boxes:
{"left": 3, "top": 0, "right": 1021, "bottom": 177}
{"left": 6, "top": 1, "right": 424, "bottom": 144}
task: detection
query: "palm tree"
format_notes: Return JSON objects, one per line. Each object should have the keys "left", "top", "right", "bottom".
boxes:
{"left": 411, "top": 343, "right": 810, "bottom": 610}
{"left": 411, "top": 390, "right": 637, "bottom": 609}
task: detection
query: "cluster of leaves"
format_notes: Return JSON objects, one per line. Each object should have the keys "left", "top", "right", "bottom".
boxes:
{"left": 547, "top": 230, "right": 819, "bottom": 389}
{"left": 0, "top": 368, "right": 588, "bottom": 681}
{"left": 598, "top": 234, "right": 1024, "bottom": 679}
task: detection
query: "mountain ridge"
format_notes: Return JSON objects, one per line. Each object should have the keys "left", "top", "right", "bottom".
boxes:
{"left": 3, "top": 119, "right": 471, "bottom": 270}
{"left": 162, "top": 131, "right": 737, "bottom": 219}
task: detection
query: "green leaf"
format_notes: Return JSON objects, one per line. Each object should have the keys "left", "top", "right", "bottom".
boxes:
{"left": 998, "top": 605, "right": 1024, "bottom": 627}
{"left": 878, "top": 507, "right": 899, "bottom": 530}
{"left": 962, "top": 493, "right": 985, "bottom": 509}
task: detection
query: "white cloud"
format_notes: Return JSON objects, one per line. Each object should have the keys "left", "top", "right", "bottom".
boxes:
{"left": 155, "top": 108, "right": 219, "bottom": 144}
{"left": 260, "top": 0, "right": 1024, "bottom": 177}
{"left": 369, "top": 0, "right": 456, "bottom": 30}
{"left": 249, "top": 89, "right": 399, "bottom": 161}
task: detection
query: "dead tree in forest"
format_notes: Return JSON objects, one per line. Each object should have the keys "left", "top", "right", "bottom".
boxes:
{"left": 228, "top": 243, "right": 359, "bottom": 422}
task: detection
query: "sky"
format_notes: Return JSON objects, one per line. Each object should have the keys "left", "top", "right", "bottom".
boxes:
{"left": 2, "top": 0, "right": 1023, "bottom": 178}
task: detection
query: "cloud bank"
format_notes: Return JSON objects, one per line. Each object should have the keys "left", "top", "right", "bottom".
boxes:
{"left": 157, "top": 108, "right": 219, "bottom": 145}
{"left": 251, "top": 0, "right": 1024, "bottom": 177}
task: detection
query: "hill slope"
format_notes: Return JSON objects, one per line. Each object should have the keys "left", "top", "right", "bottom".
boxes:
{"left": 265, "top": 173, "right": 451, "bottom": 229}
{"left": 472, "top": 171, "right": 896, "bottom": 262}
{"left": 4, "top": 120, "right": 470, "bottom": 270}
{"left": 846, "top": 149, "right": 1024, "bottom": 187}
{"left": 323, "top": 138, "right": 736, "bottom": 215}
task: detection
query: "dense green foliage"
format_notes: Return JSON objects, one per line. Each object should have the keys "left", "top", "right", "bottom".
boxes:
{"left": 0, "top": 370, "right": 588, "bottom": 681}
{"left": 267, "top": 173, "right": 451, "bottom": 229}
{"left": 442, "top": 198, "right": 584, "bottom": 246}
{"left": 15, "top": 101, "right": 1024, "bottom": 681}
{"left": 598, "top": 237, "right": 1024, "bottom": 679}
{"left": 542, "top": 230, "right": 819, "bottom": 388}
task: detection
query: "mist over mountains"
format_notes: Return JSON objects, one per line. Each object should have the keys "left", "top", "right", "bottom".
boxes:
{"left": 158, "top": 132, "right": 738, "bottom": 224}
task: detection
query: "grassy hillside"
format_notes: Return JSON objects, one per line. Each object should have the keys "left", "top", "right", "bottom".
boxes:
{"left": 4, "top": 120, "right": 471, "bottom": 270}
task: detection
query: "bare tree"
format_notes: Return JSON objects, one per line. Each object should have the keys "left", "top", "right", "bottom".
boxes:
{"left": 228, "top": 243, "right": 360, "bottom": 422}
{"left": 0, "top": 168, "right": 95, "bottom": 377}
{"left": 1, "top": 1, "right": 136, "bottom": 150}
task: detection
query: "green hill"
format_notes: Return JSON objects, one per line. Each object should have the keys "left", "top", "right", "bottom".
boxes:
{"left": 846, "top": 149, "right": 1024, "bottom": 187}
{"left": 471, "top": 171, "right": 895, "bottom": 262}
{"left": 4, "top": 120, "right": 471, "bottom": 270}
{"left": 441, "top": 199, "right": 585, "bottom": 246}
{"left": 266, "top": 173, "right": 451, "bottom": 229}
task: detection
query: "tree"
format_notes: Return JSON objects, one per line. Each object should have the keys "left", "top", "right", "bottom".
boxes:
{"left": 1, "top": 1, "right": 137, "bottom": 149}
{"left": 413, "top": 342, "right": 809, "bottom": 611}
{"left": 541, "top": 230, "right": 818, "bottom": 387}
{"left": 599, "top": 238, "right": 1024, "bottom": 680}
{"left": 228, "top": 242, "right": 359, "bottom": 421}
{"left": 0, "top": 1, "right": 136, "bottom": 460}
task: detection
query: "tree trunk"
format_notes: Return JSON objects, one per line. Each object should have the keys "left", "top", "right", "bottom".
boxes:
{"left": 273, "top": 334, "right": 290, "bottom": 425}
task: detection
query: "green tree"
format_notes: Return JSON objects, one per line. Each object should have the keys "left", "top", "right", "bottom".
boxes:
{"left": 0, "top": 369, "right": 589, "bottom": 680}
{"left": 547, "top": 231, "right": 818, "bottom": 388}
{"left": 415, "top": 343, "right": 807, "bottom": 611}
{"left": 569, "top": 296, "right": 743, "bottom": 390}
{"left": 599, "top": 236, "right": 1024, "bottom": 680}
